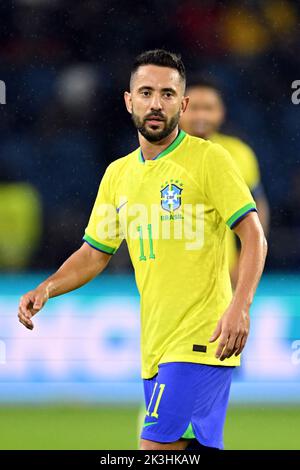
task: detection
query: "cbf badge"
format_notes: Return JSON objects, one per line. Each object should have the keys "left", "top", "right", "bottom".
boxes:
{"left": 160, "top": 180, "right": 183, "bottom": 212}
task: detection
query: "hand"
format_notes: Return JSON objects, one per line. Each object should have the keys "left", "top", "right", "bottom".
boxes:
{"left": 209, "top": 304, "right": 250, "bottom": 361}
{"left": 18, "top": 285, "right": 49, "bottom": 330}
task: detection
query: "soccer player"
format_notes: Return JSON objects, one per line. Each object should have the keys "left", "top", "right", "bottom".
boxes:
{"left": 180, "top": 79, "right": 270, "bottom": 286}
{"left": 18, "top": 50, "right": 267, "bottom": 451}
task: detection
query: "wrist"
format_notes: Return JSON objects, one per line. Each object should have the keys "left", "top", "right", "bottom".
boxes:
{"left": 230, "top": 295, "right": 252, "bottom": 313}
{"left": 38, "top": 280, "right": 54, "bottom": 299}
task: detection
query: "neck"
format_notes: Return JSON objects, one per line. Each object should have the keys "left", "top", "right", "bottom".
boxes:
{"left": 138, "top": 126, "right": 179, "bottom": 160}
{"left": 200, "top": 130, "right": 217, "bottom": 140}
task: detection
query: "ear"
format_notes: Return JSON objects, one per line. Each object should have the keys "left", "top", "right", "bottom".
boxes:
{"left": 180, "top": 95, "right": 189, "bottom": 116}
{"left": 124, "top": 91, "right": 132, "bottom": 114}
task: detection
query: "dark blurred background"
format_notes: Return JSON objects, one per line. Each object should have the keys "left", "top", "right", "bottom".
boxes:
{"left": 1, "top": 0, "right": 299, "bottom": 272}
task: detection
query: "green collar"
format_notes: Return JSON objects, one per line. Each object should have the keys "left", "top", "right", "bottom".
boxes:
{"left": 138, "top": 129, "right": 186, "bottom": 163}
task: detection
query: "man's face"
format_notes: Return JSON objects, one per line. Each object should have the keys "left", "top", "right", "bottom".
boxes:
{"left": 124, "top": 65, "right": 189, "bottom": 142}
{"left": 180, "top": 87, "right": 224, "bottom": 139}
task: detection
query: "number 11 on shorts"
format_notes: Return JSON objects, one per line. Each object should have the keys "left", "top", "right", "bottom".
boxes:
{"left": 146, "top": 383, "right": 166, "bottom": 418}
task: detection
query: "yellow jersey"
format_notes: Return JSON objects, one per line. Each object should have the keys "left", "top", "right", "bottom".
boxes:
{"left": 210, "top": 133, "right": 261, "bottom": 271}
{"left": 83, "top": 129, "right": 257, "bottom": 379}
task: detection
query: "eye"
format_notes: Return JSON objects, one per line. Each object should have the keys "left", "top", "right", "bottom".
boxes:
{"left": 141, "top": 90, "right": 150, "bottom": 96}
{"left": 164, "top": 92, "right": 173, "bottom": 98}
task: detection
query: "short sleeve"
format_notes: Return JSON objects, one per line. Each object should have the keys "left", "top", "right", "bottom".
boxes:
{"left": 204, "top": 143, "right": 257, "bottom": 229}
{"left": 82, "top": 164, "right": 123, "bottom": 254}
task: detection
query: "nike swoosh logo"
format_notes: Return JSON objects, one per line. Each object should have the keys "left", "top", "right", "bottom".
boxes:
{"left": 143, "top": 422, "right": 158, "bottom": 428}
{"left": 116, "top": 200, "right": 128, "bottom": 213}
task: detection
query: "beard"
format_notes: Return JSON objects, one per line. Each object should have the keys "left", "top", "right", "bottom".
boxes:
{"left": 131, "top": 108, "right": 181, "bottom": 143}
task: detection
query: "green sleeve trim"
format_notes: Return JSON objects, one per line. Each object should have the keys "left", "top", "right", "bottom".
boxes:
{"left": 83, "top": 233, "right": 117, "bottom": 254}
{"left": 226, "top": 202, "right": 257, "bottom": 228}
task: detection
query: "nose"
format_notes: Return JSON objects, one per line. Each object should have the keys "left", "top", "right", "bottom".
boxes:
{"left": 150, "top": 93, "right": 162, "bottom": 111}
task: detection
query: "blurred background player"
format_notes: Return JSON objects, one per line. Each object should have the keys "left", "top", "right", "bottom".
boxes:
{"left": 180, "top": 79, "right": 270, "bottom": 286}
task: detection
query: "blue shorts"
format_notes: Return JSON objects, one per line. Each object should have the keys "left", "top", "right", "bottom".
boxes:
{"left": 140, "top": 362, "right": 235, "bottom": 449}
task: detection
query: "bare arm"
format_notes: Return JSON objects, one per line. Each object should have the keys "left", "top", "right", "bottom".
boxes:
{"left": 209, "top": 211, "right": 268, "bottom": 360}
{"left": 230, "top": 193, "right": 270, "bottom": 288}
{"left": 255, "top": 193, "right": 270, "bottom": 238}
{"left": 18, "top": 242, "right": 111, "bottom": 330}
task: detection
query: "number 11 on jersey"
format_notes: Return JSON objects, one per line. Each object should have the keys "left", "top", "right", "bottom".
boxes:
{"left": 137, "top": 224, "right": 155, "bottom": 261}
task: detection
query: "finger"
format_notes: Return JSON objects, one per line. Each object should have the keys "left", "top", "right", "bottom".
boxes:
{"left": 219, "top": 334, "right": 237, "bottom": 361}
{"left": 18, "top": 312, "right": 33, "bottom": 329}
{"left": 18, "top": 308, "right": 34, "bottom": 327}
{"left": 19, "top": 307, "right": 32, "bottom": 320}
{"left": 215, "top": 332, "right": 229, "bottom": 359}
{"left": 235, "top": 335, "right": 247, "bottom": 357}
{"left": 230, "top": 333, "right": 243, "bottom": 358}
{"left": 224, "top": 333, "right": 243, "bottom": 359}
{"left": 19, "top": 296, "right": 34, "bottom": 317}
{"left": 20, "top": 295, "right": 42, "bottom": 319}
{"left": 33, "top": 295, "right": 43, "bottom": 310}
{"left": 209, "top": 321, "right": 222, "bottom": 343}
{"left": 18, "top": 314, "right": 34, "bottom": 330}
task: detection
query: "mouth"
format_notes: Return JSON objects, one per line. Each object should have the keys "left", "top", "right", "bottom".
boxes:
{"left": 146, "top": 119, "right": 163, "bottom": 125}
{"left": 145, "top": 117, "right": 165, "bottom": 126}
